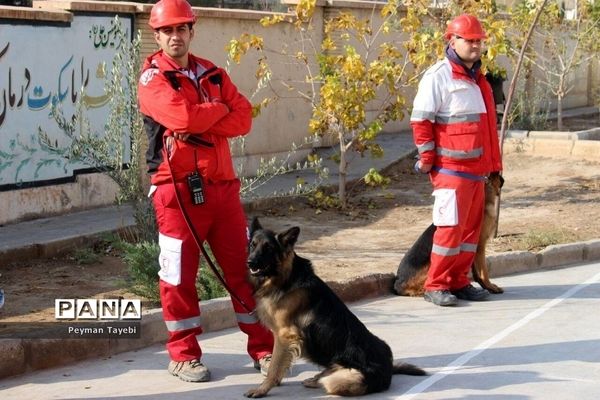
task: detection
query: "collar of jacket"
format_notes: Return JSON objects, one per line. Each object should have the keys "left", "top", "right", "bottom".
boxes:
{"left": 143, "top": 50, "right": 210, "bottom": 75}
{"left": 445, "top": 44, "right": 482, "bottom": 81}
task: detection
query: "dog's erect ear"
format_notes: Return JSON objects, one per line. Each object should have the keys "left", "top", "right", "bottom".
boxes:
{"left": 250, "top": 217, "right": 262, "bottom": 237}
{"left": 277, "top": 226, "right": 300, "bottom": 248}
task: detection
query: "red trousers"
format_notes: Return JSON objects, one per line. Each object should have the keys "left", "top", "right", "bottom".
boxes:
{"left": 152, "top": 179, "right": 273, "bottom": 362}
{"left": 425, "top": 170, "right": 485, "bottom": 291}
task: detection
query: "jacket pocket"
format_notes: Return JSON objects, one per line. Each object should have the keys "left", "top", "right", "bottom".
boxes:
{"left": 439, "top": 121, "right": 482, "bottom": 160}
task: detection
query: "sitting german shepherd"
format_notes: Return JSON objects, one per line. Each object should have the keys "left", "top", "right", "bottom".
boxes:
{"left": 393, "top": 172, "right": 505, "bottom": 297}
{"left": 245, "top": 218, "right": 425, "bottom": 398}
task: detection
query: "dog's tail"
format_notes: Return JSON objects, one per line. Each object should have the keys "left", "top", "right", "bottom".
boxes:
{"left": 393, "top": 362, "right": 427, "bottom": 376}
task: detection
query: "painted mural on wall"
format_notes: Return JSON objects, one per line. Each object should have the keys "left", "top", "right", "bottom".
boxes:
{"left": 0, "top": 15, "right": 133, "bottom": 189}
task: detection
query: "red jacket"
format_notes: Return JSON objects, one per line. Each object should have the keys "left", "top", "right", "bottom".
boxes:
{"left": 410, "top": 58, "right": 502, "bottom": 175}
{"left": 138, "top": 50, "right": 252, "bottom": 185}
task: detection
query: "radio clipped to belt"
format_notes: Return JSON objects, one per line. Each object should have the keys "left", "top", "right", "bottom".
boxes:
{"left": 187, "top": 148, "right": 205, "bottom": 206}
{"left": 187, "top": 172, "right": 204, "bottom": 205}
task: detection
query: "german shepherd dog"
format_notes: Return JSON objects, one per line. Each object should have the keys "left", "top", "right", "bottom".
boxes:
{"left": 245, "top": 218, "right": 425, "bottom": 398}
{"left": 393, "top": 172, "right": 505, "bottom": 297}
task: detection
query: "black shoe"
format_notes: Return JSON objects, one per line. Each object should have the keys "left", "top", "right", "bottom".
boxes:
{"left": 424, "top": 290, "right": 458, "bottom": 306}
{"left": 452, "top": 284, "right": 490, "bottom": 301}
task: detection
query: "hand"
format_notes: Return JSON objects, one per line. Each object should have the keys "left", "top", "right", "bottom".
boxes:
{"left": 414, "top": 160, "right": 432, "bottom": 174}
{"left": 173, "top": 132, "right": 190, "bottom": 141}
{"left": 165, "top": 133, "right": 189, "bottom": 155}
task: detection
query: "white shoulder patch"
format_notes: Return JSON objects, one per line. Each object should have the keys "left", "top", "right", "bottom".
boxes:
{"left": 140, "top": 68, "right": 159, "bottom": 86}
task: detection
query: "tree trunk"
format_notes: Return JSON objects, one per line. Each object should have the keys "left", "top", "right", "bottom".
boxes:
{"left": 338, "top": 129, "right": 347, "bottom": 208}
{"left": 557, "top": 74, "right": 565, "bottom": 131}
{"left": 557, "top": 93, "right": 564, "bottom": 131}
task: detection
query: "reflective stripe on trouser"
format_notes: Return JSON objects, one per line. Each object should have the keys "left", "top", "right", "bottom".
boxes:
{"left": 153, "top": 179, "right": 274, "bottom": 362}
{"left": 425, "top": 170, "right": 485, "bottom": 291}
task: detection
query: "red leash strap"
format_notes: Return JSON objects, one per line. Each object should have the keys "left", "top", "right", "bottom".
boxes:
{"left": 163, "top": 135, "right": 254, "bottom": 314}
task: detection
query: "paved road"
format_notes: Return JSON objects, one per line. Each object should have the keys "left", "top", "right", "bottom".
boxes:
{"left": 1, "top": 262, "right": 599, "bottom": 399}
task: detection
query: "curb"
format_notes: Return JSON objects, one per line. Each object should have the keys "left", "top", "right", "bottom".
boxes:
{"left": 504, "top": 127, "right": 600, "bottom": 162}
{"left": 2, "top": 239, "right": 600, "bottom": 380}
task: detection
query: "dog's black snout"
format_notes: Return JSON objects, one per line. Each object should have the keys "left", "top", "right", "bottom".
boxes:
{"left": 247, "top": 258, "right": 258, "bottom": 269}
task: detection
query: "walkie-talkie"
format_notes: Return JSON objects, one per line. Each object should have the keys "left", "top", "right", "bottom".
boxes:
{"left": 187, "top": 172, "right": 205, "bottom": 205}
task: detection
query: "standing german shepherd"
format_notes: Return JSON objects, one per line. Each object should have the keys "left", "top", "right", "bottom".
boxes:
{"left": 245, "top": 218, "right": 425, "bottom": 398}
{"left": 393, "top": 172, "right": 505, "bottom": 297}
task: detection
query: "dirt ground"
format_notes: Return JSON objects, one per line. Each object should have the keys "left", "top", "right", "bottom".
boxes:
{"left": 1, "top": 118, "right": 599, "bottom": 324}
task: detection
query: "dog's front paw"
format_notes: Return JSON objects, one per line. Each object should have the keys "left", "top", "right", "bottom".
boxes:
{"left": 244, "top": 387, "right": 268, "bottom": 398}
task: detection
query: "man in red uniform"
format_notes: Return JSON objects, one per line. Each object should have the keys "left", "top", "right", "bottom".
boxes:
{"left": 411, "top": 14, "right": 503, "bottom": 306}
{"left": 138, "top": 0, "right": 273, "bottom": 382}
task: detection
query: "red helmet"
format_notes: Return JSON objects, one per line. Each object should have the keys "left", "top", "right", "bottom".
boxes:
{"left": 149, "top": 0, "right": 196, "bottom": 30}
{"left": 444, "top": 14, "right": 486, "bottom": 40}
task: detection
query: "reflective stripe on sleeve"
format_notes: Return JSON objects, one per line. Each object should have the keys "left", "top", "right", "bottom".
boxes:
{"left": 417, "top": 141, "right": 435, "bottom": 153}
{"left": 410, "top": 110, "right": 436, "bottom": 122}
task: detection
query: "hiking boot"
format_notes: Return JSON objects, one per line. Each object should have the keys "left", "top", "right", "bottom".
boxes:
{"left": 253, "top": 354, "right": 272, "bottom": 377}
{"left": 168, "top": 359, "right": 210, "bottom": 382}
{"left": 452, "top": 284, "right": 490, "bottom": 301}
{"left": 424, "top": 290, "right": 458, "bottom": 306}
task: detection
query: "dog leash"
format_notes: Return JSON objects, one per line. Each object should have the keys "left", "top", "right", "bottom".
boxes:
{"left": 163, "top": 135, "right": 254, "bottom": 314}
